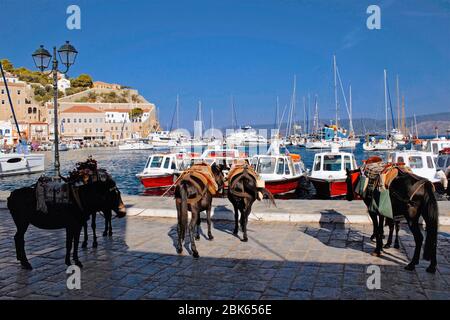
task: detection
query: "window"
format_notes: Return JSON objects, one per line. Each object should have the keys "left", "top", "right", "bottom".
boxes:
{"left": 1, "top": 89, "right": 4, "bottom": 94}
{"left": 313, "top": 156, "right": 322, "bottom": 171}
{"left": 89, "top": 119, "right": 92, "bottom": 123}
{"left": 1, "top": 100, "right": 4, "bottom": 104}
{"left": 397, "top": 156, "right": 404, "bottom": 163}
{"left": 323, "top": 155, "right": 342, "bottom": 171}
{"left": 149, "top": 156, "right": 163, "bottom": 168}
{"left": 432, "top": 144, "right": 439, "bottom": 154}
{"left": 409, "top": 156, "right": 423, "bottom": 169}
{"left": 62, "top": 118, "right": 65, "bottom": 123}
{"left": 17, "top": 90, "right": 21, "bottom": 95}
{"left": 67, "top": 118, "right": 71, "bottom": 123}
{"left": 426, "top": 156, "right": 434, "bottom": 169}
{"left": 28, "top": 107, "right": 32, "bottom": 114}
{"left": 257, "top": 157, "right": 276, "bottom": 174}
{"left": 5, "top": 129, "right": 10, "bottom": 134}
{"left": 84, "top": 119, "right": 87, "bottom": 123}
{"left": 32, "top": 107, "right": 37, "bottom": 114}
{"left": 163, "top": 157, "right": 171, "bottom": 169}
{"left": 446, "top": 158, "right": 450, "bottom": 168}
{"left": 73, "top": 119, "right": 77, "bottom": 123}
{"left": 437, "top": 157, "right": 446, "bottom": 168}
{"left": 276, "top": 158, "right": 285, "bottom": 175}
{"left": 343, "top": 156, "right": 353, "bottom": 170}
{"left": 17, "top": 100, "right": 20, "bottom": 104}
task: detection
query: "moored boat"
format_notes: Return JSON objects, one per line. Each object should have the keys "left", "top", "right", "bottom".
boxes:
{"left": 136, "top": 152, "right": 191, "bottom": 189}
{"left": 308, "top": 144, "right": 359, "bottom": 198}
{"left": 0, "top": 152, "right": 45, "bottom": 177}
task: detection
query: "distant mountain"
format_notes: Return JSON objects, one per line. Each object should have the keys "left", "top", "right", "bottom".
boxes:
{"left": 239, "top": 112, "right": 450, "bottom": 136}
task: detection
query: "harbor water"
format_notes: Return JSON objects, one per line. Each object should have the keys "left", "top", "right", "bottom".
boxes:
{"left": 0, "top": 143, "right": 402, "bottom": 196}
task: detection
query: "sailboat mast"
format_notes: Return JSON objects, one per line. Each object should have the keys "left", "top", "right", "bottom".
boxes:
{"left": 396, "top": 75, "right": 400, "bottom": 129}
{"left": 303, "top": 96, "right": 306, "bottom": 136}
{"left": 402, "top": 95, "right": 406, "bottom": 135}
{"left": 210, "top": 108, "right": 214, "bottom": 131}
{"left": 349, "top": 85, "right": 353, "bottom": 136}
{"left": 333, "top": 55, "right": 339, "bottom": 129}
{"left": 384, "top": 69, "right": 388, "bottom": 139}
{"left": 176, "top": 94, "right": 180, "bottom": 129}
{"left": 275, "top": 96, "right": 280, "bottom": 129}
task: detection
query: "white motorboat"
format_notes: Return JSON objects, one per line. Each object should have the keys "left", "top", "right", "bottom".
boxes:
{"left": 0, "top": 152, "right": 45, "bottom": 176}
{"left": 305, "top": 139, "right": 332, "bottom": 149}
{"left": 52, "top": 143, "right": 69, "bottom": 152}
{"left": 148, "top": 131, "right": 179, "bottom": 148}
{"left": 308, "top": 144, "right": 359, "bottom": 198}
{"left": 251, "top": 140, "right": 305, "bottom": 195}
{"left": 424, "top": 137, "right": 450, "bottom": 160}
{"left": 118, "top": 139, "right": 154, "bottom": 151}
{"left": 363, "top": 138, "right": 397, "bottom": 151}
{"left": 226, "top": 126, "right": 267, "bottom": 146}
{"left": 388, "top": 150, "right": 441, "bottom": 184}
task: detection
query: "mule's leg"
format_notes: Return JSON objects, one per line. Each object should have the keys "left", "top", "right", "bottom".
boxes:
{"left": 240, "top": 205, "right": 252, "bottom": 242}
{"left": 103, "top": 211, "right": 109, "bottom": 237}
{"left": 14, "top": 223, "right": 32, "bottom": 270}
{"left": 368, "top": 211, "right": 378, "bottom": 242}
{"left": 195, "top": 211, "right": 201, "bottom": 241}
{"left": 394, "top": 221, "right": 400, "bottom": 249}
{"left": 371, "top": 214, "right": 383, "bottom": 257}
{"left": 176, "top": 202, "right": 185, "bottom": 254}
{"left": 384, "top": 219, "right": 394, "bottom": 248}
{"left": 91, "top": 213, "right": 98, "bottom": 248}
{"left": 233, "top": 205, "right": 239, "bottom": 236}
{"left": 81, "top": 221, "right": 88, "bottom": 249}
{"left": 189, "top": 211, "right": 200, "bottom": 258}
{"left": 107, "top": 210, "right": 113, "bottom": 237}
{"left": 73, "top": 226, "right": 83, "bottom": 268}
{"left": 65, "top": 227, "right": 74, "bottom": 266}
{"left": 206, "top": 206, "right": 214, "bottom": 240}
{"left": 405, "top": 218, "right": 423, "bottom": 271}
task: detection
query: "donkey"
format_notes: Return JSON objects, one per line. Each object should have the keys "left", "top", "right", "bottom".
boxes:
{"left": 175, "top": 163, "right": 225, "bottom": 258}
{"left": 7, "top": 170, "right": 126, "bottom": 269}
{"left": 346, "top": 166, "right": 439, "bottom": 273}
{"left": 81, "top": 210, "right": 114, "bottom": 249}
{"left": 227, "top": 166, "right": 275, "bottom": 242}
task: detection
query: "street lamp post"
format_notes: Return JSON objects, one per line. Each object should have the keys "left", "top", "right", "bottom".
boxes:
{"left": 32, "top": 41, "right": 77, "bottom": 175}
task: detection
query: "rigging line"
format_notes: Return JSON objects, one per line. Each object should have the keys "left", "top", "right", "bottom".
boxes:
{"left": 277, "top": 104, "right": 289, "bottom": 133}
{"left": 386, "top": 78, "right": 396, "bottom": 130}
{"left": 0, "top": 61, "right": 22, "bottom": 139}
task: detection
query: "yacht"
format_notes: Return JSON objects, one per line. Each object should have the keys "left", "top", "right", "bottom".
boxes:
{"left": 118, "top": 139, "right": 154, "bottom": 151}
{"left": 424, "top": 137, "right": 450, "bottom": 160}
{"left": 363, "top": 137, "right": 397, "bottom": 151}
{"left": 0, "top": 151, "right": 45, "bottom": 177}
{"left": 226, "top": 126, "right": 267, "bottom": 146}
{"left": 147, "top": 131, "right": 179, "bottom": 148}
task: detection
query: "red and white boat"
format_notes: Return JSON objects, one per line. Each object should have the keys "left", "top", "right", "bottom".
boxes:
{"left": 136, "top": 152, "right": 192, "bottom": 189}
{"left": 250, "top": 140, "right": 306, "bottom": 195}
{"left": 308, "top": 144, "right": 359, "bottom": 198}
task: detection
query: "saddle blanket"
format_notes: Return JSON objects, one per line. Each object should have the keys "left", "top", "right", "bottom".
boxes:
{"left": 36, "top": 176, "right": 71, "bottom": 213}
{"left": 176, "top": 163, "right": 218, "bottom": 195}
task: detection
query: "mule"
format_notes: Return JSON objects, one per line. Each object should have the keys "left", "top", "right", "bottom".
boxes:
{"left": 81, "top": 210, "right": 114, "bottom": 249}
{"left": 227, "top": 167, "right": 275, "bottom": 242}
{"left": 175, "top": 163, "right": 225, "bottom": 258}
{"left": 7, "top": 171, "right": 126, "bottom": 269}
{"left": 346, "top": 167, "right": 439, "bottom": 273}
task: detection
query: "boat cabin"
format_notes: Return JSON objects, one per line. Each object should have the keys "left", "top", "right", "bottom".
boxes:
{"left": 436, "top": 148, "right": 450, "bottom": 172}
{"left": 388, "top": 150, "right": 438, "bottom": 182}
{"left": 310, "top": 151, "right": 357, "bottom": 180}
{"left": 251, "top": 154, "right": 304, "bottom": 177}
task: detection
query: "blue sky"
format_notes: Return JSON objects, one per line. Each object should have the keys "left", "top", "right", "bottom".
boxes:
{"left": 1, "top": 0, "right": 449, "bottom": 129}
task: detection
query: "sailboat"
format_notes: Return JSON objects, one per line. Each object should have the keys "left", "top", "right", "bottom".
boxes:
{"left": 363, "top": 70, "right": 398, "bottom": 151}
{"left": 390, "top": 75, "right": 406, "bottom": 145}
{"left": 0, "top": 61, "right": 45, "bottom": 176}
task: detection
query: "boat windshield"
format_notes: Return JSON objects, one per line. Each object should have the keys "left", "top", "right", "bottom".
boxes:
{"left": 257, "top": 157, "right": 276, "bottom": 174}
{"left": 149, "top": 156, "right": 164, "bottom": 168}
{"left": 408, "top": 156, "right": 423, "bottom": 169}
{"left": 323, "top": 155, "right": 342, "bottom": 171}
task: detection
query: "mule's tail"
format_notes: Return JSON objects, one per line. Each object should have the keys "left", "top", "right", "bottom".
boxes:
{"left": 422, "top": 181, "right": 439, "bottom": 261}
{"left": 257, "top": 188, "right": 276, "bottom": 207}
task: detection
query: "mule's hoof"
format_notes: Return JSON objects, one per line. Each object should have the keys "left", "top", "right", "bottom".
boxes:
{"left": 370, "top": 251, "right": 381, "bottom": 257}
{"left": 394, "top": 243, "right": 400, "bottom": 249}
{"left": 102, "top": 231, "right": 107, "bottom": 237}
{"left": 21, "top": 261, "right": 33, "bottom": 270}
{"left": 405, "top": 263, "right": 417, "bottom": 271}
{"left": 195, "top": 235, "right": 200, "bottom": 241}
{"left": 208, "top": 234, "right": 214, "bottom": 241}
{"left": 92, "top": 242, "right": 98, "bottom": 248}
{"left": 233, "top": 230, "right": 238, "bottom": 236}
{"left": 81, "top": 242, "right": 88, "bottom": 249}
{"left": 192, "top": 251, "right": 200, "bottom": 259}
{"left": 426, "top": 266, "right": 436, "bottom": 274}
{"left": 74, "top": 260, "right": 83, "bottom": 268}
{"left": 176, "top": 247, "right": 183, "bottom": 254}
{"left": 241, "top": 237, "right": 248, "bottom": 242}
{"left": 65, "top": 259, "right": 71, "bottom": 266}
{"left": 370, "top": 235, "right": 376, "bottom": 242}
{"left": 383, "top": 243, "right": 391, "bottom": 249}
{"left": 108, "top": 232, "right": 113, "bottom": 237}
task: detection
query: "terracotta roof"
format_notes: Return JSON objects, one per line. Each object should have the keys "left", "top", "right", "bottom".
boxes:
{"left": 104, "top": 109, "right": 131, "bottom": 113}
{"left": 62, "top": 105, "right": 103, "bottom": 113}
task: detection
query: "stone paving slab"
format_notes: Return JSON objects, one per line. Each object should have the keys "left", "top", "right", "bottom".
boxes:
{"left": 0, "top": 208, "right": 449, "bottom": 300}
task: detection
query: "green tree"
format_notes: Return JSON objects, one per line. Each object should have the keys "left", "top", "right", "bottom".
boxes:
{"left": 0, "top": 59, "right": 14, "bottom": 72}
{"left": 130, "top": 107, "right": 144, "bottom": 120}
{"left": 71, "top": 74, "right": 93, "bottom": 88}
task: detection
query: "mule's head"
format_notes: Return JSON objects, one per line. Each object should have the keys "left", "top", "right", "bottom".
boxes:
{"left": 96, "top": 172, "right": 127, "bottom": 218}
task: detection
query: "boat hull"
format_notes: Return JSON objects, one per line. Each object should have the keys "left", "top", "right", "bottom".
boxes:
{"left": 309, "top": 173, "right": 359, "bottom": 198}
{"left": 264, "top": 177, "right": 301, "bottom": 195}
{"left": 0, "top": 153, "right": 45, "bottom": 177}
{"left": 138, "top": 174, "right": 176, "bottom": 189}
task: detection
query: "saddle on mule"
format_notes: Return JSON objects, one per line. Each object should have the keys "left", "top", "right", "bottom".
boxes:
{"left": 175, "top": 162, "right": 218, "bottom": 204}
{"left": 227, "top": 163, "right": 265, "bottom": 200}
